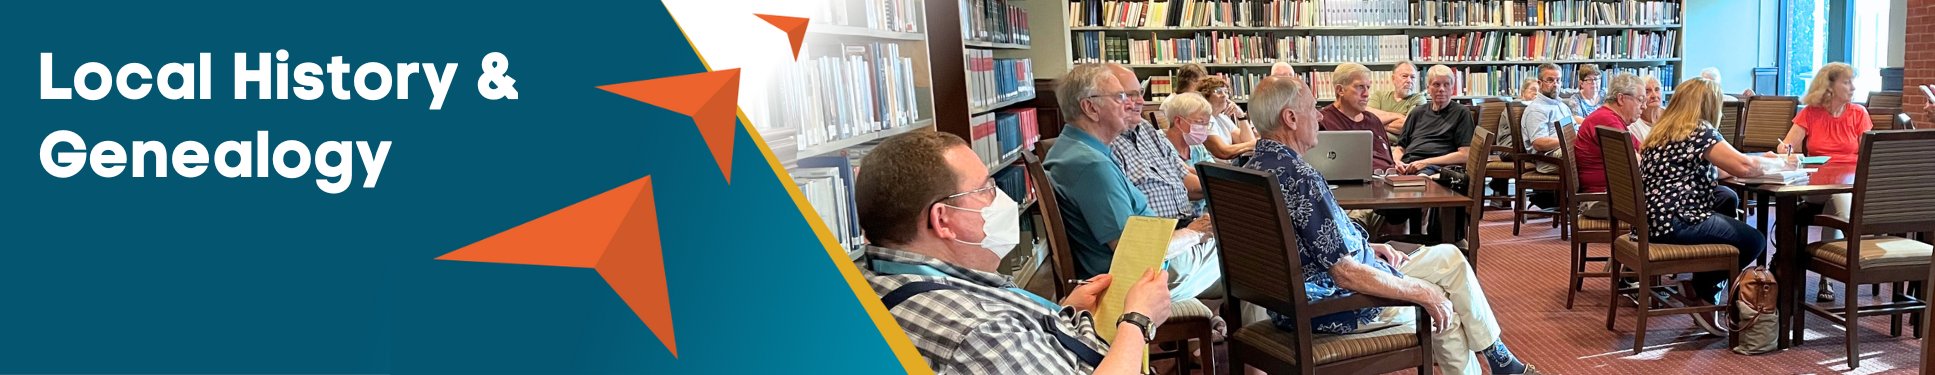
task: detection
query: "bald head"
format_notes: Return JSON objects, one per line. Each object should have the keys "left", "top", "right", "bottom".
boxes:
{"left": 1271, "top": 62, "right": 1294, "bottom": 77}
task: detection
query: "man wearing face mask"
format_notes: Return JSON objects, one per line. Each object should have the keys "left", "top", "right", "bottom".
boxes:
{"left": 857, "top": 131, "right": 1175, "bottom": 375}
{"left": 1048, "top": 64, "right": 1219, "bottom": 301}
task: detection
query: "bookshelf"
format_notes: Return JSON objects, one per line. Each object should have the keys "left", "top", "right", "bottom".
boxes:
{"left": 1061, "top": 0, "right": 1688, "bottom": 104}
{"left": 767, "top": 0, "right": 936, "bottom": 261}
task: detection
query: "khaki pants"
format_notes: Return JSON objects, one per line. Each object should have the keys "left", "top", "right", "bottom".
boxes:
{"left": 1242, "top": 244, "right": 1500, "bottom": 375}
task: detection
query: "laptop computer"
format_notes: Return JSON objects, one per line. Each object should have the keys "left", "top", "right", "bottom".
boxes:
{"left": 1304, "top": 130, "right": 1374, "bottom": 182}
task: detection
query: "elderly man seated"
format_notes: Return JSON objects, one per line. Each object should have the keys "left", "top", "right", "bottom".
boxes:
{"left": 856, "top": 131, "right": 1174, "bottom": 375}
{"left": 1237, "top": 76, "right": 1549, "bottom": 375}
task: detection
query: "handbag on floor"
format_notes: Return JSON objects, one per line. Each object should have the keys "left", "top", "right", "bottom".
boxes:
{"left": 1729, "top": 265, "right": 1780, "bottom": 355}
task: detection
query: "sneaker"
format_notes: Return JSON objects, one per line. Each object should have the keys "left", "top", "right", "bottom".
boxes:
{"left": 1816, "top": 279, "right": 1835, "bottom": 302}
{"left": 1690, "top": 310, "right": 1727, "bottom": 337}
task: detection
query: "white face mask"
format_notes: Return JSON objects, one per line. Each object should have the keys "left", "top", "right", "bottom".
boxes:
{"left": 943, "top": 188, "right": 1022, "bottom": 258}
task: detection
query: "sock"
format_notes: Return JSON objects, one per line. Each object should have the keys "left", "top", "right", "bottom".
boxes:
{"left": 1480, "top": 341, "right": 1527, "bottom": 374}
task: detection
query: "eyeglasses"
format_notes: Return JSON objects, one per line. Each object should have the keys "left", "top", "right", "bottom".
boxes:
{"left": 1084, "top": 91, "right": 1132, "bottom": 103}
{"left": 941, "top": 179, "right": 998, "bottom": 202}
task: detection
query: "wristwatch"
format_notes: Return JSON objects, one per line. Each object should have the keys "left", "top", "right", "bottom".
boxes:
{"left": 1117, "top": 312, "right": 1156, "bottom": 343}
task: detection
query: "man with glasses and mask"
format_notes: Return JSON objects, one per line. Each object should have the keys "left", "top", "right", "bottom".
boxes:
{"left": 1047, "top": 64, "right": 1219, "bottom": 301}
{"left": 857, "top": 131, "right": 1175, "bottom": 375}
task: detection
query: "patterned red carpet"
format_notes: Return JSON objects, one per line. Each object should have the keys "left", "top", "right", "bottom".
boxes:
{"left": 1183, "top": 211, "right": 1925, "bottom": 375}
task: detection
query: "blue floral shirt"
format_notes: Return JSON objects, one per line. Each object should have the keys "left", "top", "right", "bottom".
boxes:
{"left": 1241, "top": 139, "right": 1405, "bottom": 334}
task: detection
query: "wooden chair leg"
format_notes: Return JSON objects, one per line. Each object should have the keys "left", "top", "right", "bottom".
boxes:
{"left": 1892, "top": 283, "right": 1906, "bottom": 338}
{"left": 1848, "top": 295, "right": 1862, "bottom": 369}
{"left": 1566, "top": 242, "right": 1582, "bottom": 309}
{"left": 1512, "top": 186, "right": 1526, "bottom": 236}
{"left": 1607, "top": 259, "right": 1623, "bottom": 331}
{"left": 1634, "top": 272, "right": 1653, "bottom": 354}
{"left": 1198, "top": 328, "right": 1216, "bottom": 375}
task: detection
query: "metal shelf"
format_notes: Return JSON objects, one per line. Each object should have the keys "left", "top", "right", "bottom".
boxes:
{"left": 971, "top": 92, "right": 1038, "bottom": 115}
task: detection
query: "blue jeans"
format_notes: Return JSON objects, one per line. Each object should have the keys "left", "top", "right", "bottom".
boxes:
{"left": 1653, "top": 213, "right": 1766, "bottom": 303}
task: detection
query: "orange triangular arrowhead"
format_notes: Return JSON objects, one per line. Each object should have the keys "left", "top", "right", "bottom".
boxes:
{"left": 437, "top": 177, "right": 657, "bottom": 268}
{"left": 755, "top": 14, "right": 809, "bottom": 60}
{"left": 598, "top": 69, "right": 742, "bottom": 184}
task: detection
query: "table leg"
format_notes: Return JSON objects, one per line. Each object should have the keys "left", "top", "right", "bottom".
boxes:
{"left": 1775, "top": 195, "right": 1800, "bottom": 349}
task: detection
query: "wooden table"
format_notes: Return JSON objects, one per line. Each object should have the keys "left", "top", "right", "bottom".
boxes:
{"left": 1333, "top": 181, "right": 1472, "bottom": 245}
{"left": 1721, "top": 163, "right": 1857, "bottom": 349}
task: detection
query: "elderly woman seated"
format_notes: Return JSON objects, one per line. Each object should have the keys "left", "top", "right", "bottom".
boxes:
{"left": 1235, "top": 76, "right": 1549, "bottom": 375}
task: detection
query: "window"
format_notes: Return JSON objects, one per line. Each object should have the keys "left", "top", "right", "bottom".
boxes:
{"left": 1849, "top": 0, "right": 1891, "bottom": 102}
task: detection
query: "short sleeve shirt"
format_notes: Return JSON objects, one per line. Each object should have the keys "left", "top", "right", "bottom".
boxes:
{"left": 1792, "top": 103, "right": 1872, "bottom": 164}
{"left": 1368, "top": 89, "right": 1427, "bottom": 117}
{"left": 1397, "top": 102, "right": 1476, "bottom": 164}
{"left": 1575, "top": 107, "right": 1638, "bottom": 193}
{"left": 1522, "top": 93, "right": 1577, "bottom": 145}
{"left": 862, "top": 246, "right": 1107, "bottom": 375}
{"left": 1111, "top": 121, "right": 1195, "bottom": 219}
{"left": 1641, "top": 126, "right": 1725, "bottom": 238}
{"left": 1241, "top": 139, "right": 1404, "bottom": 334}
{"left": 1318, "top": 105, "right": 1397, "bottom": 170}
{"left": 1045, "top": 126, "right": 1157, "bottom": 278}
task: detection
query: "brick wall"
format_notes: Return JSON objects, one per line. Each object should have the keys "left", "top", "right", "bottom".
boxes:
{"left": 1908, "top": 0, "right": 1934, "bottom": 124}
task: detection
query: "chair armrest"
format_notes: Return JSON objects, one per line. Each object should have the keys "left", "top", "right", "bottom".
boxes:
{"left": 1515, "top": 154, "right": 1564, "bottom": 170}
{"left": 1307, "top": 293, "right": 1417, "bottom": 318}
{"left": 1572, "top": 192, "right": 1607, "bottom": 203}
{"left": 1813, "top": 214, "right": 1850, "bottom": 232}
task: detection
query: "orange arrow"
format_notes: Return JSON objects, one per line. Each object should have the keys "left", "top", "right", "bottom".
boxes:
{"left": 756, "top": 14, "right": 809, "bottom": 60}
{"left": 598, "top": 69, "right": 741, "bottom": 184}
{"left": 439, "top": 176, "right": 679, "bottom": 357}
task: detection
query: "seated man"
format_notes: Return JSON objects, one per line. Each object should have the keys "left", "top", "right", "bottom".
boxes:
{"left": 1239, "top": 76, "right": 1549, "bottom": 375}
{"left": 1048, "top": 63, "right": 1219, "bottom": 301}
{"left": 1320, "top": 63, "right": 1415, "bottom": 231}
{"left": 1519, "top": 63, "right": 1578, "bottom": 208}
{"left": 1105, "top": 63, "right": 1203, "bottom": 221}
{"left": 856, "top": 130, "right": 1173, "bottom": 375}
{"left": 1366, "top": 61, "right": 1425, "bottom": 138}
{"left": 1393, "top": 64, "right": 1475, "bottom": 178}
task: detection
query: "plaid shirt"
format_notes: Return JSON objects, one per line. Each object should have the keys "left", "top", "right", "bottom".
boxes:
{"left": 862, "top": 246, "right": 1109, "bottom": 375}
{"left": 1110, "top": 121, "right": 1196, "bottom": 219}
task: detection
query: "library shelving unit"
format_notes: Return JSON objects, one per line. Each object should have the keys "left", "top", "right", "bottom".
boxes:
{"left": 766, "top": 0, "right": 936, "bottom": 261}
{"left": 1061, "top": 0, "right": 1686, "bottom": 105}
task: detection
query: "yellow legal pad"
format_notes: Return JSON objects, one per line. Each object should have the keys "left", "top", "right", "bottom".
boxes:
{"left": 1094, "top": 215, "right": 1176, "bottom": 370}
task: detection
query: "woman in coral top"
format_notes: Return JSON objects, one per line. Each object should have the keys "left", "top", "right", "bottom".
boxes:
{"left": 1777, "top": 62, "right": 1870, "bottom": 302}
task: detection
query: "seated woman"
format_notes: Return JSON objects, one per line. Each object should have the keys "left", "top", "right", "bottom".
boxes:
{"left": 1637, "top": 77, "right": 1769, "bottom": 334}
{"left": 1237, "top": 76, "right": 1548, "bottom": 375}
{"left": 1159, "top": 92, "right": 1217, "bottom": 214}
{"left": 1196, "top": 77, "right": 1257, "bottom": 161}
{"left": 1777, "top": 62, "right": 1870, "bottom": 302}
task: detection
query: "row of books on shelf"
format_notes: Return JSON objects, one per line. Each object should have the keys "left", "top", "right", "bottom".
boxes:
{"left": 1414, "top": 0, "right": 1681, "bottom": 27}
{"left": 768, "top": 43, "right": 923, "bottom": 150}
{"left": 1410, "top": 30, "right": 1677, "bottom": 62}
{"left": 1070, "top": 0, "right": 1412, "bottom": 28}
{"left": 1076, "top": 30, "right": 1674, "bottom": 65}
{"left": 795, "top": 154, "right": 866, "bottom": 253}
{"left": 1146, "top": 70, "right": 1271, "bottom": 102}
{"left": 969, "top": 108, "right": 1042, "bottom": 172}
{"left": 991, "top": 164, "right": 1038, "bottom": 206}
{"left": 1068, "top": 0, "right": 1682, "bottom": 29}
{"left": 1446, "top": 64, "right": 1674, "bottom": 97}
{"left": 816, "top": 0, "right": 923, "bottom": 33}
{"left": 964, "top": 0, "right": 1031, "bottom": 45}
{"left": 969, "top": 51, "right": 1036, "bottom": 109}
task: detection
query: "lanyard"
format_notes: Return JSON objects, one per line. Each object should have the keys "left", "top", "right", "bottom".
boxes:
{"left": 870, "top": 259, "right": 1059, "bottom": 310}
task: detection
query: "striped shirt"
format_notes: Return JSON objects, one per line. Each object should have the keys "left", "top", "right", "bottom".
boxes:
{"left": 862, "top": 246, "right": 1110, "bottom": 375}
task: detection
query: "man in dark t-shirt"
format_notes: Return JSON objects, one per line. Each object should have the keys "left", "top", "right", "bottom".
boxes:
{"left": 1394, "top": 65, "right": 1475, "bottom": 175}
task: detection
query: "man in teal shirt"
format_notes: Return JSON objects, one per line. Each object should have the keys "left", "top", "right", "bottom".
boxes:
{"left": 1044, "top": 64, "right": 1215, "bottom": 282}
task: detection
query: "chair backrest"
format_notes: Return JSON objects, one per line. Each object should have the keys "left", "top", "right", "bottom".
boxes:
{"left": 1552, "top": 121, "right": 1581, "bottom": 194}
{"left": 1022, "top": 150, "right": 1079, "bottom": 298}
{"left": 1869, "top": 106, "right": 1902, "bottom": 130}
{"left": 1033, "top": 137, "right": 1058, "bottom": 160}
{"left": 1595, "top": 125, "right": 1651, "bottom": 244}
{"left": 1739, "top": 96, "right": 1800, "bottom": 152}
{"left": 1198, "top": 163, "right": 1310, "bottom": 314}
{"left": 1506, "top": 102, "right": 1528, "bottom": 153}
{"left": 1719, "top": 100, "right": 1747, "bottom": 144}
{"left": 1463, "top": 127, "right": 1496, "bottom": 252}
{"left": 1477, "top": 101, "right": 1505, "bottom": 136}
{"left": 1899, "top": 112, "right": 1916, "bottom": 130}
{"left": 1848, "top": 129, "right": 1935, "bottom": 236}
{"left": 1867, "top": 91, "right": 1904, "bottom": 110}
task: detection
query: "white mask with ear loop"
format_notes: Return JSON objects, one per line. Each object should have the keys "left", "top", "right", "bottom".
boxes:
{"left": 942, "top": 188, "right": 1023, "bottom": 258}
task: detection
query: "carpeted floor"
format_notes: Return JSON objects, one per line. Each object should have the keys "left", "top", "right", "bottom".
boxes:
{"left": 1177, "top": 210, "right": 1926, "bottom": 375}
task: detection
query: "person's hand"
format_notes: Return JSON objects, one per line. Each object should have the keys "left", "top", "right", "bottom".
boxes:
{"left": 1922, "top": 101, "right": 1933, "bottom": 119}
{"left": 1412, "top": 280, "right": 1456, "bottom": 333}
{"left": 1123, "top": 268, "right": 1174, "bottom": 325}
{"left": 1185, "top": 213, "right": 1214, "bottom": 235}
{"left": 1061, "top": 274, "right": 1112, "bottom": 312}
{"left": 1370, "top": 243, "right": 1409, "bottom": 268}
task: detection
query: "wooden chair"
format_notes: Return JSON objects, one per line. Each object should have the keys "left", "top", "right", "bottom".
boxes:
{"left": 1556, "top": 121, "right": 1635, "bottom": 309}
{"left": 1481, "top": 102, "right": 1525, "bottom": 211}
{"left": 1511, "top": 117, "right": 1566, "bottom": 236}
{"left": 1597, "top": 125, "right": 1742, "bottom": 353}
{"left": 1737, "top": 95, "right": 1800, "bottom": 153}
{"left": 1870, "top": 106, "right": 1903, "bottom": 130}
{"left": 1198, "top": 162, "right": 1433, "bottom": 375}
{"left": 1719, "top": 100, "right": 1747, "bottom": 145}
{"left": 1867, "top": 91, "right": 1904, "bottom": 110}
{"left": 1901, "top": 112, "right": 1917, "bottom": 130}
{"left": 1024, "top": 148, "right": 1217, "bottom": 374}
{"left": 1796, "top": 129, "right": 1935, "bottom": 369}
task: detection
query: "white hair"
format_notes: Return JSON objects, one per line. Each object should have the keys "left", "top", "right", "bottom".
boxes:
{"left": 1056, "top": 64, "right": 1115, "bottom": 123}
{"left": 1607, "top": 72, "right": 1642, "bottom": 99}
{"left": 1161, "top": 92, "right": 1213, "bottom": 122}
{"left": 1330, "top": 63, "right": 1371, "bottom": 86}
{"left": 1426, "top": 64, "right": 1455, "bottom": 84}
{"left": 1271, "top": 62, "right": 1294, "bottom": 77}
{"left": 1700, "top": 67, "right": 1722, "bottom": 84}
